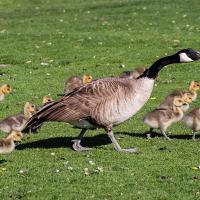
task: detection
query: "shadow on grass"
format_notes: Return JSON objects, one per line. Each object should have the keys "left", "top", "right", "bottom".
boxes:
{"left": 16, "top": 133, "right": 111, "bottom": 150}
{"left": 16, "top": 131, "right": 196, "bottom": 150}
{"left": 116, "top": 131, "right": 196, "bottom": 140}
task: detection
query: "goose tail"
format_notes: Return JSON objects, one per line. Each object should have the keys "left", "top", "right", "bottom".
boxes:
{"left": 22, "top": 100, "right": 64, "bottom": 133}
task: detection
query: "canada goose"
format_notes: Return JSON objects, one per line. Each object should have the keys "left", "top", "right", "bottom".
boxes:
{"left": 0, "top": 84, "right": 12, "bottom": 101}
{"left": 24, "top": 48, "right": 200, "bottom": 152}
{"left": 182, "top": 108, "right": 200, "bottom": 140}
{"left": 64, "top": 75, "right": 93, "bottom": 94}
{"left": 0, "top": 102, "right": 37, "bottom": 134}
{"left": 144, "top": 97, "right": 187, "bottom": 140}
{"left": 0, "top": 131, "right": 23, "bottom": 154}
{"left": 42, "top": 95, "right": 53, "bottom": 105}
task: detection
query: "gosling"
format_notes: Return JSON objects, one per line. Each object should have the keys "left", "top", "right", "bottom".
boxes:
{"left": 0, "top": 131, "right": 23, "bottom": 154}
{"left": 0, "top": 84, "right": 12, "bottom": 101}
{"left": 188, "top": 80, "right": 200, "bottom": 101}
{"left": 143, "top": 97, "right": 187, "bottom": 140}
{"left": 64, "top": 75, "right": 93, "bottom": 94}
{"left": 182, "top": 108, "right": 200, "bottom": 140}
{"left": 159, "top": 81, "right": 200, "bottom": 109}
{"left": 0, "top": 102, "right": 37, "bottom": 134}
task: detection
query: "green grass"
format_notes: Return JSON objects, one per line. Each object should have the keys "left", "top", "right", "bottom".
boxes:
{"left": 0, "top": 0, "right": 200, "bottom": 199}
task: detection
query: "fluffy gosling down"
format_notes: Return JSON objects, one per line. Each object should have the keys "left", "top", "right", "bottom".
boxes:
{"left": 143, "top": 97, "right": 188, "bottom": 140}
{"left": 0, "top": 131, "right": 23, "bottom": 154}
{"left": 64, "top": 75, "right": 93, "bottom": 94}
{"left": 42, "top": 95, "right": 53, "bottom": 105}
{"left": 0, "top": 84, "right": 12, "bottom": 101}
{"left": 182, "top": 108, "right": 200, "bottom": 140}
{"left": 0, "top": 102, "right": 37, "bottom": 134}
{"left": 158, "top": 81, "right": 199, "bottom": 109}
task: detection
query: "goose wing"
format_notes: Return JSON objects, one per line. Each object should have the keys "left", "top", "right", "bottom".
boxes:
{"left": 26, "top": 78, "right": 133, "bottom": 127}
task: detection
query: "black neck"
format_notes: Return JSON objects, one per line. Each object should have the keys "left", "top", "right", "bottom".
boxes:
{"left": 138, "top": 54, "right": 180, "bottom": 79}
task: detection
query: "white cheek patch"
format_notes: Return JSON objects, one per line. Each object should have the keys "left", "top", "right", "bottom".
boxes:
{"left": 179, "top": 53, "right": 194, "bottom": 62}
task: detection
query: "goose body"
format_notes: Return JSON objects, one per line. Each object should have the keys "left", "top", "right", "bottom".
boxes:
{"left": 69, "top": 77, "right": 154, "bottom": 128}
{"left": 24, "top": 48, "right": 200, "bottom": 152}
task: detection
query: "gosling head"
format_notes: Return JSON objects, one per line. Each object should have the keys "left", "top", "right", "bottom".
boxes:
{"left": 189, "top": 81, "right": 200, "bottom": 91}
{"left": 1, "top": 84, "right": 12, "bottom": 94}
{"left": 183, "top": 93, "right": 193, "bottom": 104}
{"left": 82, "top": 75, "right": 93, "bottom": 84}
{"left": 173, "top": 97, "right": 184, "bottom": 107}
{"left": 178, "top": 48, "right": 200, "bottom": 63}
{"left": 9, "top": 131, "right": 23, "bottom": 142}
{"left": 173, "top": 97, "right": 189, "bottom": 112}
{"left": 24, "top": 102, "right": 37, "bottom": 116}
{"left": 42, "top": 95, "right": 53, "bottom": 104}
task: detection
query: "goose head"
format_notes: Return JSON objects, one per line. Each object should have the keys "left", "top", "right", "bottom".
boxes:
{"left": 178, "top": 49, "right": 200, "bottom": 63}
{"left": 82, "top": 75, "right": 93, "bottom": 84}
{"left": 139, "top": 48, "right": 200, "bottom": 80}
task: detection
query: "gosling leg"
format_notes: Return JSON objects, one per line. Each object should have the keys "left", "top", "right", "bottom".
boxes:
{"left": 72, "top": 129, "right": 91, "bottom": 151}
{"left": 192, "top": 130, "right": 197, "bottom": 141}
{"left": 160, "top": 129, "right": 172, "bottom": 141}
{"left": 147, "top": 128, "right": 154, "bottom": 139}
{"left": 107, "top": 129, "right": 138, "bottom": 153}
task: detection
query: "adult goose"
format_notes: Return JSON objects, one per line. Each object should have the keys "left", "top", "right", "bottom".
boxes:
{"left": 23, "top": 49, "right": 200, "bottom": 152}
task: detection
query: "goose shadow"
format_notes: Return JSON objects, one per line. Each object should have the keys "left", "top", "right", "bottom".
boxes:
{"left": 115, "top": 131, "right": 198, "bottom": 140}
{"left": 16, "top": 133, "right": 111, "bottom": 150}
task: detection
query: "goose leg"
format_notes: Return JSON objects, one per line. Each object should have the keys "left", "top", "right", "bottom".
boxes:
{"left": 192, "top": 130, "right": 197, "bottom": 141}
{"left": 160, "top": 129, "right": 172, "bottom": 141}
{"left": 72, "top": 129, "right": 91, "bottom": 151}
{"left": 147, "top": 128, "right": 154, "bottom": 139}
{"left": 107, "top": 130, "right": 138, "bottom": 153}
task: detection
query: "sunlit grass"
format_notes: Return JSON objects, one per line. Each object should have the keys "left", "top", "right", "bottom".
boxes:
{"left": 0, "top": 0, "right": 200, "bottom": 199}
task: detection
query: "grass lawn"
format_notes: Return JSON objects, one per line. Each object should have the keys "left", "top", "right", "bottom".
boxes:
{"left": 1, "top": 0, "right": 200, "bottom": 199}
